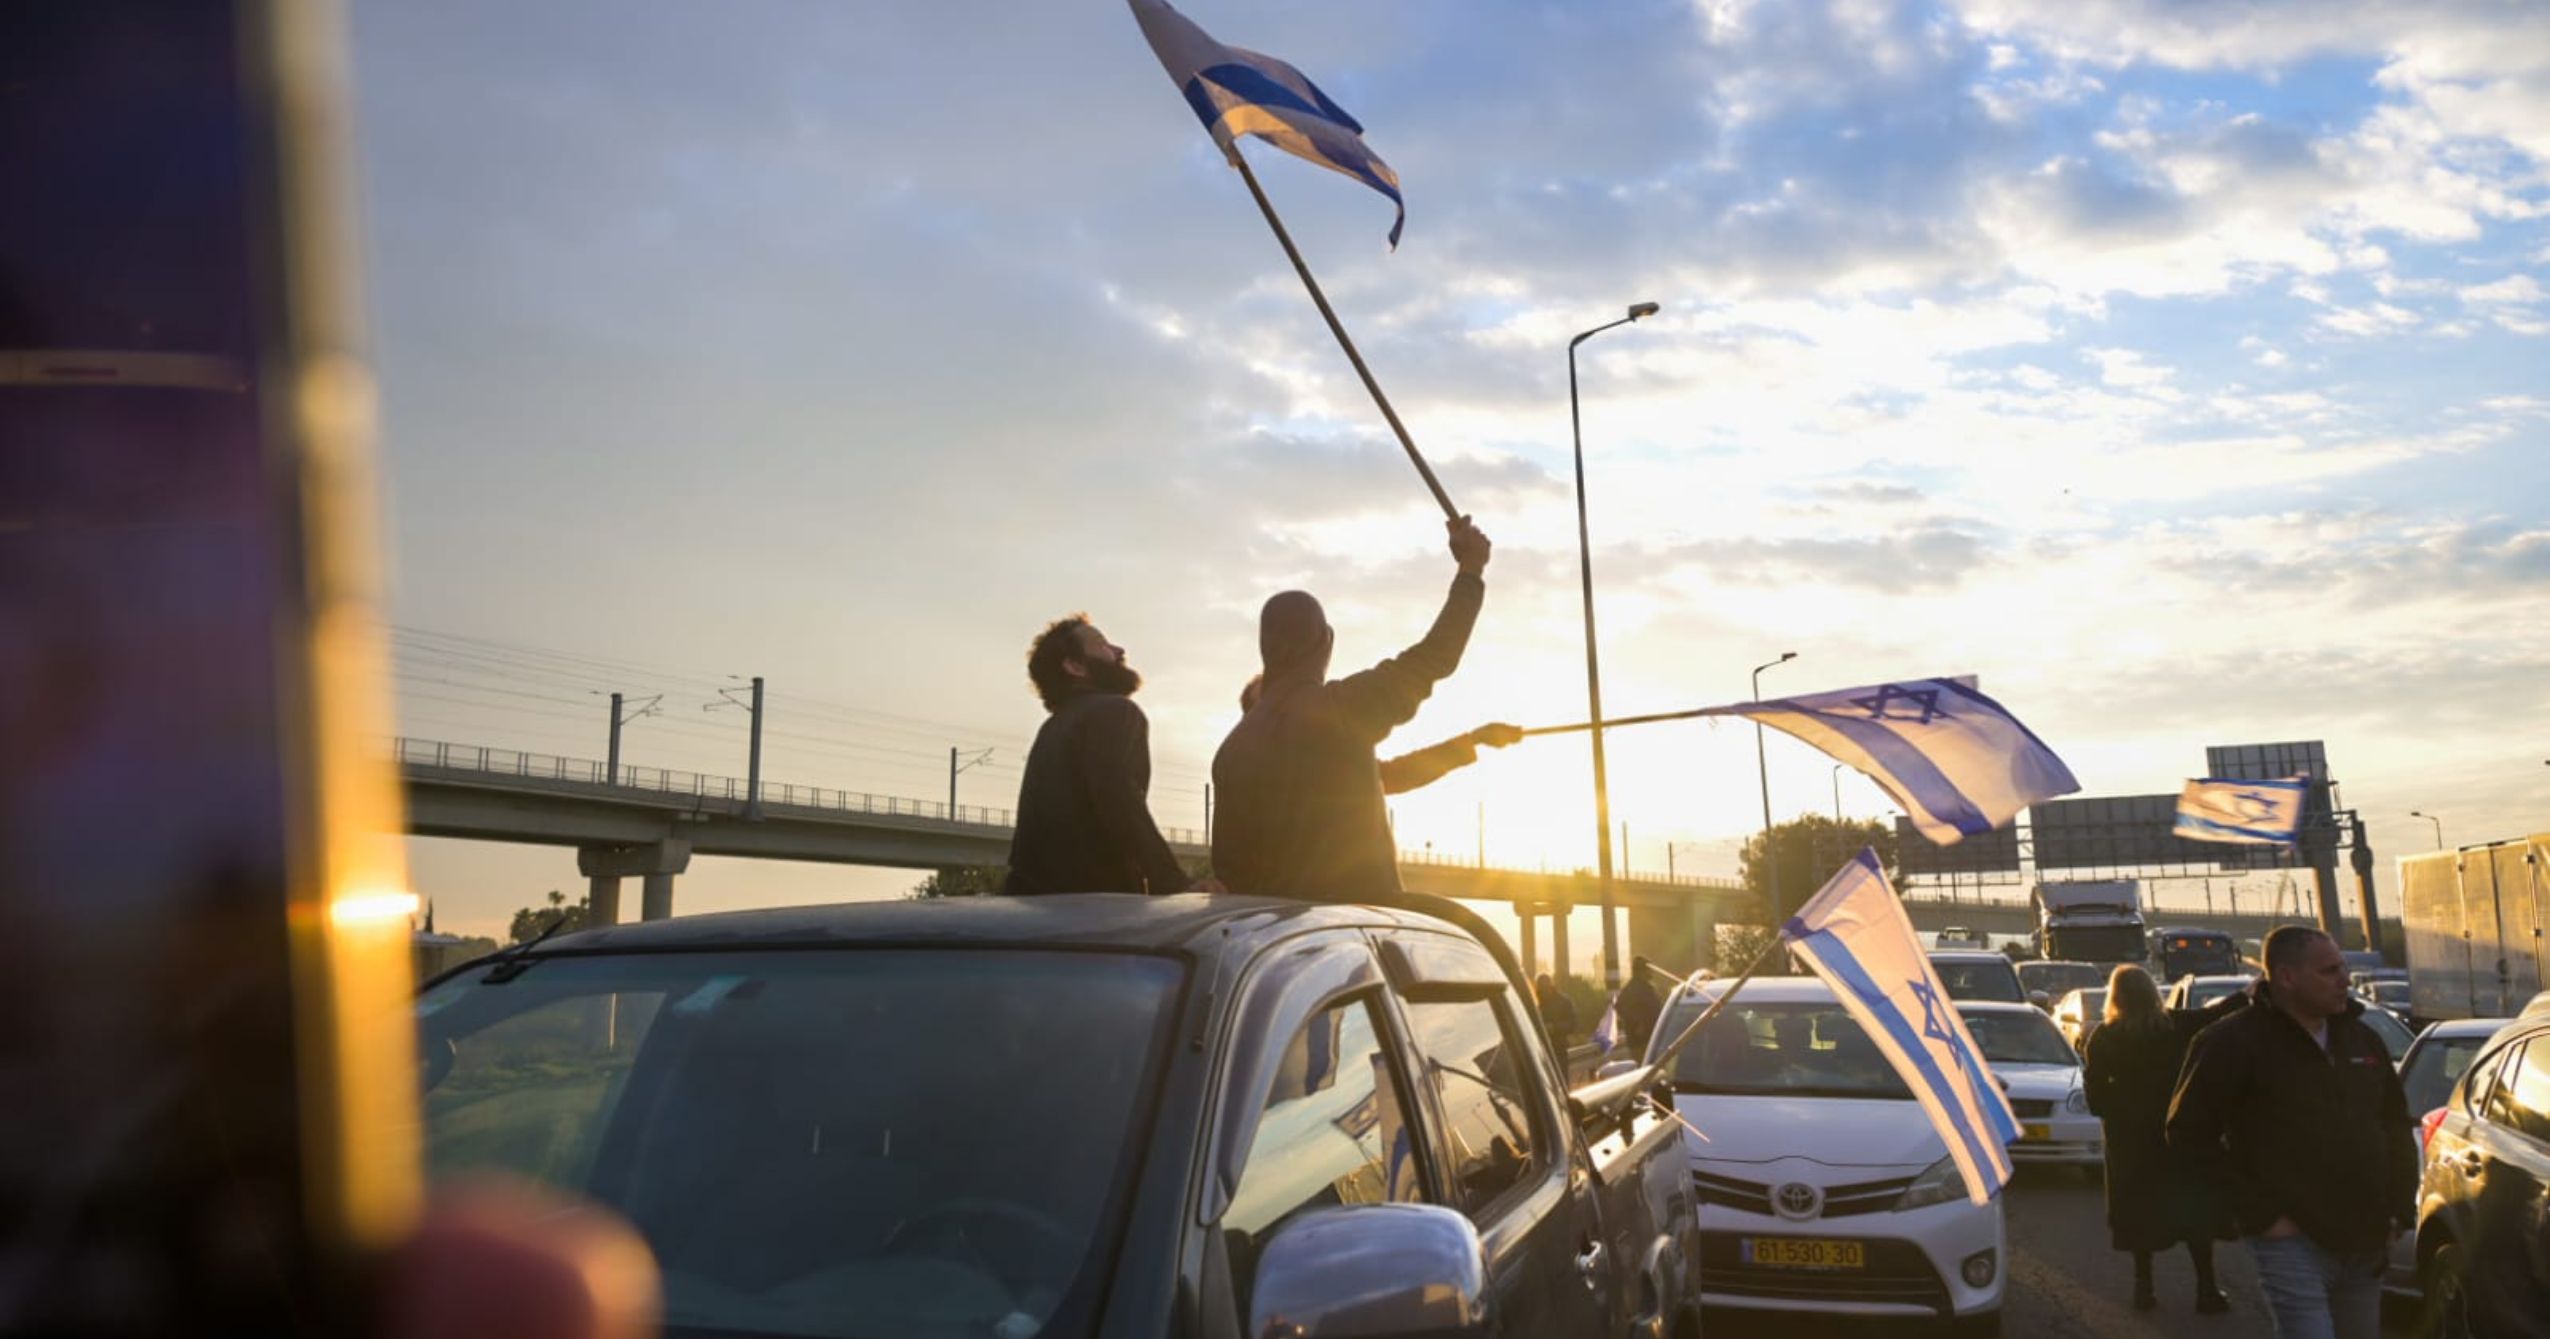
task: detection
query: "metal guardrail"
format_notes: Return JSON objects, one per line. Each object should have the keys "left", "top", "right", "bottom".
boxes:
{"left": 389, "top": 736, "right": 1745, "bottom": 890}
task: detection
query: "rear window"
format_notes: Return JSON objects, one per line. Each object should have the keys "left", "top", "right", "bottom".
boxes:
{"left": 418, "top": 949, "right": 1184, "bottom": 1339}
{"left": 1932, "top": 957, "right": 2025, "bottom": 1004}
{"left": 1658, "top": 999, "right": 1913, "bottom": 1100}
{"left": 1959, "top": 1009, "right": 2078, "bottom": 1067}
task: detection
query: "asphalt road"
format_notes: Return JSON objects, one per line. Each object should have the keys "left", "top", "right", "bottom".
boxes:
{"left": 1703, "top": 1165, "right": 2419, "bottom": 1338}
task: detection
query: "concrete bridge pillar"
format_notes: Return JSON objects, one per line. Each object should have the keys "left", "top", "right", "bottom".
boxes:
{"left": 577, "top": 840, "right": 693, "bottom": 924}
{"left": 1553, "top": 908, "right": 1573, "bottom": 986}
{"left": 1515, "top": 906, "right": 1538, "bottom": 977}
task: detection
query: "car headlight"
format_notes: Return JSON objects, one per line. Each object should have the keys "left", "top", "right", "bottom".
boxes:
{"left": 2066, "top": 1087, "right": 2089, "bottom": 1114}
{"left": 1897, "top": 1154, "right": 1970, "bottom": 1211}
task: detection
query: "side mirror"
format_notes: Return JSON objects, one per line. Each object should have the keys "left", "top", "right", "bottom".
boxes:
{"left": 1249, "top": 1204, "right": 1490, "bottom": 1339}
{"left": 1594, "top": 1059, "right": 1640, "bottom": 1082}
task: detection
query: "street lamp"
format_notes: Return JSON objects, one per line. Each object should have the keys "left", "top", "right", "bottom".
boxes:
{"left": 1831, "top": 762, "right": 1846, "bottom": 824}
{"left": 1569, "top": 300, "right": 1661, "bottom": 989}
{"left": 1753, "top": 651, "right": 1797, "bottom": 915}
{"left": 2409, "top": 811, "right": 2444, "bottom": 850}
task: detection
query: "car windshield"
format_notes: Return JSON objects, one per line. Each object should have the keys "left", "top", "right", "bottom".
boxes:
{"left": 418, "top": 948, "right": 1184, "bottom": 1339}
{"left": 1959, "top": 1009, "right": 2079, "bottom": 1066}
{"left": 2356, "top": 1003, "right": 2413, "bottom": 1062}
{"left": 2403, "top": 1033, "right": 2497, "bottom": 1116}
{"left": 1660, "top": 999, "right": 1914, "bottom": 1100}
{"left": 2018, "top": 962, "right": 2108, "bottom": 996}
{"left": 1931, "top": 959, "right": 2026, "bottom": 1003}
{"left": 2187, "top": 977, "right": 2253, "bottom": 1007}
{"left": 2370, "top": 981, "right": 2411, "bottom": 1006}
{"left": 2064, "top": 989, "right": 2108, "bottom": 1019}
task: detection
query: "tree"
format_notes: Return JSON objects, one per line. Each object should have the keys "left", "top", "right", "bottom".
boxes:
{"left": 1714, "top": 921, "right": 1783, "bottom": 974}
{"left": 507, "top": 888, "right": 590, "bottom": 944}
{"left": 1739, "top": 814, "right": 1900, "bottom": 923}
{"left": 909, "top": 865, "right": 1006, "bottom": 899}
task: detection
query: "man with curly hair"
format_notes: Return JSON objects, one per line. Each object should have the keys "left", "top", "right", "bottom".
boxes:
{"left": 1003, "top": 616, "right": 1202, "bottom": 896}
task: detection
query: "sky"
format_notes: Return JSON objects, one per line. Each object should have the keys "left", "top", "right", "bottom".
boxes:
{"left": 348, "top": 0, "right": 2550, "bottom": 950}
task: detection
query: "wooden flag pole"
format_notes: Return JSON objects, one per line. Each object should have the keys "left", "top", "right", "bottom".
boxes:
{"left": 1228, "top": 149, "right": 1459, "bottom": 520}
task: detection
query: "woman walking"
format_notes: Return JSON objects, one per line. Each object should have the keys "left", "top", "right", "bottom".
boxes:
{"left": 2084, "top": 963, "right": 2231, "bottom": 1313}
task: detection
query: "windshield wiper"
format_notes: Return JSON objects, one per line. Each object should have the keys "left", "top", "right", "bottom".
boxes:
{"left": 477, "top": 915, "right": 572, "bottom": 984}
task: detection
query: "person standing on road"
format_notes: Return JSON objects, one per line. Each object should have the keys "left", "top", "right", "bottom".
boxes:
{"left": 1616, "top": 956, "right": 1665, "bottom": 1056}
{"left": 1535, "top": 972, "right": 1579, "bottom": 1055}
{"left": 1004, "top": 616, "right": 1207, "bottom": 896}
{"left": 2166, "top": 926, "right": 2417, "bottom": 1339}
{"left": 1211, "top": 516, "right": 1492, "bottom": 899}
{"left": 2084, "top": 963, "right": 2233, "bottom": 1314}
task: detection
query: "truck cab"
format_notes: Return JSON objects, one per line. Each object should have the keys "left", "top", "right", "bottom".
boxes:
{"left": 415, "top": 892, "right": 1701, "bottom": 1339}
{"left": 2031, "top": 880, "right": 2148, "bottom": 966}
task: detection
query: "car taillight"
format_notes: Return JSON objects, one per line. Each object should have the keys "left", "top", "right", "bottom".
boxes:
{"left": 2419, "top": 1107, "right": 2448, "bottom": 1152}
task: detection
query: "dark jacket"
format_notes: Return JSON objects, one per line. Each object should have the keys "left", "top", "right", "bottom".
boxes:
{"left": 1003, "top": 691, "right": 1189, "bottom": 896}
{"left": 1376, "top": 733, "right": 1480, "bottom": 796}
{"left": 1210, "top": 571, "right": 1484, "bottom": 899}
{"left": 2084, "top": 1002, "right": 2237, "bottom": 1250}
{"left": 1616, "top": 977, "right": 1664, "bottom": 1054}
{"left": 1540, "top": 989, "right": 1580, "bottom": 1049}
{"left": 2165, "top": 982, "right": 2418, "bottom": 1252}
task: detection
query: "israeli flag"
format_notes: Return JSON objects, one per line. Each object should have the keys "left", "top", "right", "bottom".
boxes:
{"left": 1703, "top": 677, "right": 2079, "bottom": 846}
{"left": 1130, "top": 0, "right": 1406, "bottom": 247}
{"left": 2175, "top": 776, "right": 2308, "bottom": 846}
{"left": 1590, "top": 997, "right": 1621, "bottom": 1055}
{"left": 1782, "top": 850, "right": 2019, "bottom": 1205}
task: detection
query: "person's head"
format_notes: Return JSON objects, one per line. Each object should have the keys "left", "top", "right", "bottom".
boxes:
{"left": 2103, "top": 962, "right": 2164, "bottom": 1029}
{"left": 1258, "top": 590, "right": 1333, "bottom": 682}
{"left": 1025, "top": 615, "right": 1140, "bottom": 711}
{"left": 1534, "top": 971, "right": 1554, "bottom": 993}
{"left": 2264, "top": 924, "right": 2349, "bottom": 1021}
{"left": 1632, "top": 955, "right": 1653, "bottom": 977}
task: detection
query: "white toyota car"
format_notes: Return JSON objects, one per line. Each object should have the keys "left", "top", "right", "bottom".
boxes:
{"left": 1645, "top": 976, "right": 2006, "bottom": 1335}
{"left": 1956, "top": 1001, "right": 2102, "bottom": 1168}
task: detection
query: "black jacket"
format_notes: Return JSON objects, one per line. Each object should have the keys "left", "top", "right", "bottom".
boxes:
{"left": 1211, "top": 571, "right": 1484, "bottom": 899}
{"left": 1003, "top": 691, "right": 1189, "bottom": 896}
{"left": 2164, "top": 982, "right": 2417, "bottom": 1252}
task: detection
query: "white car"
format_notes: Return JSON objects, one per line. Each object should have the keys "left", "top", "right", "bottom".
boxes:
{"left": 1645, "top": 977, "right": 2006, "bottom": 1334}
{"left": 1957, "top": 1002, "right": 2102, "bottom": 1168}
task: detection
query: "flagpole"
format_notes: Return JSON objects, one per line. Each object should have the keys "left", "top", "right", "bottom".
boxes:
{"left": 1522, "top": 704, "right": 1722, "bottom": 737}
{"left": 1227, "top": 149, "right": 1459, "bottom": 520}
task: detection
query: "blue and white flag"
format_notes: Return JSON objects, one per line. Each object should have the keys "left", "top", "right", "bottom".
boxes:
{"left": 1782, "top": 850, "right": 2020, "bottom": 1205}
{"left": 1130, "top": 0, "right": 1406, "bottom": 247}
{"left": 2175, "top": 775, "right": 2308, "bottom": 846}
{"left": 1698, "top": 676, "right": 2078, "bottom": 845}
{"left": 1590, "top": 996, "right": 1621, "bottom": 1055}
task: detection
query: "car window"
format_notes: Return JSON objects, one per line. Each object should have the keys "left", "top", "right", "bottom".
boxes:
{"left": 2357, "top": 1006, "right": 2413, "bottom": 1063}
{"left": 417, "top": 949, "right": 1184, "bottom": 1339}
{"left": 1225, "top": 996, "right": 1424, "bottom": 1294}
{"left": 1960, "top": 1009, "right": 2078, "bottom": 1066}
{"left": 1659, "top": 999, "right": 1915, "bottom": 1100}
{"left": 2406, "top": 1036, "right": 2492, "bottom": 1117}
{"left": 1402, "top": 994, "right": 1544, "bottom": 1219}
{"left": 1932, "top": 959, "right": 2025, "bottom": 1003}
{"left": 2507, "top": 1041, "right": 2550, "bottom": 1144}
{"left": 2481, "top": 1040, "right": 2527, "bottom": 1127}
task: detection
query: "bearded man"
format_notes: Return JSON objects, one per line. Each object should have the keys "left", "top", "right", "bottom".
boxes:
{"left": 1003, "top": 616, "right": 1203, "bottom": 896}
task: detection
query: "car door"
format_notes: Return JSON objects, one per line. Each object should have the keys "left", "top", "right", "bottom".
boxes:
{"left": 2483, "top": 1038, "right": 2550, "bottom": 1334}
{"left": 1375, "top": 929, "right": 1611, "bottom": 1338}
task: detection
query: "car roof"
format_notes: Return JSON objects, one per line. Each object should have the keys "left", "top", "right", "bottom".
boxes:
{"left": 2183, "top": 973, "right": 2257, "bottom": 984}
{"left": 1928, "top": 949, "right": 2014, "bottom": 963}
{"left": 2425, "top": 1018, "right": 2512, "bottom": 1038}
{"left": 1956, "top": 1000, "right": 2048, "bottom": 1017}
{"left": 1677, "top": 975, "right": 1836, "bottom": 1005}
{"left": 467, "top": 891, "right": 1462, "bottom": 962}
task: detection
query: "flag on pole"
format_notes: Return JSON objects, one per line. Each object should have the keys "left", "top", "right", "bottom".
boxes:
{"left": 1590, "top": 996, "right": 1621, "bottom": 1055}
{"left": 1781, "top": 849, "right": 2020, "bottom": 1205}
{"left": 1706, "top": 677, "right": 2079, "bottom": 845}
{"left": 1129, "top": 0, "right": 1406, "bottom": 246}
{"left": 2174, "top": 775, "right": 2308, "bottom": 846}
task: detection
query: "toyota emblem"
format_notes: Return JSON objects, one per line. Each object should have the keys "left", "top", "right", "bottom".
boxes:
{"left": 1772, "top": 1181, "right": 1823, "bottom": 1221}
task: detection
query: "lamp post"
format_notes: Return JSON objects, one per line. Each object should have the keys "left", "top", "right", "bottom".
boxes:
{"left": 2409, "top": 811, "right": 2444, "bottom": 850}
{"left": 1569, "top": 300, "right": 1661, "bottom": 989}
{"left": 1753, "top": 651, "right": 1797, "bottom": 915}
{"left": 1831, "top": 762, "right": 1846, "bottom": 824}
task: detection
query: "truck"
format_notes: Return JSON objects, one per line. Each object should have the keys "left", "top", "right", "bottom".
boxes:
{"left": 414, "top": 891, "right": 1704, "bottom": 1339}
{"left": 2030, "top": 879, "right": 2149, "bottom": 966}
{"left": 2402, "top": 833, "right": 2548, "bottom": 1023}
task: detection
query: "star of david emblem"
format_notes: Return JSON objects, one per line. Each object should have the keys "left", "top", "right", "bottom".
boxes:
{"left": 1850, "top": 683, "right": 1947, "bottom": 726}
{"left": 2229, "top": 790, "right": 2281, "bottom": 820}
{"left": 1909, "top": 981, "right": 1955, "bottom": 1044}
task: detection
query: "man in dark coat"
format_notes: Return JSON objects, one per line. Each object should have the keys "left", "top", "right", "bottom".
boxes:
{"left": 1003, "top": 616, "right": 1201, "bottom": 896}
{"left": 1211, "top": 516, "right": 1491, "bottom": 899}
{"left": 1535, "top": 972, "right": 1579, "bottom": 1054}
{"left": 2167, "top": 926, "right": 2417, "bottom": 1339}
{"left": 1616, "top": 956, "right": 1665, "bottom": 1055}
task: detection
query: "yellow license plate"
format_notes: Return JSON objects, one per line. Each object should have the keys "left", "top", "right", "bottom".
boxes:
{"left": 1744, "top": 1237, "right": 1865, "bottom": 1270}
{"left": 2022, "top": 1123, "right": 2053, "bottom": 1141}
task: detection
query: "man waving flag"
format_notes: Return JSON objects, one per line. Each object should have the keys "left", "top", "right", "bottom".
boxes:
{"left": 1782, "top": 850, "right": 2020, "bottom": 1205}
{"left": 1129, "top": 0, "right": 1405, "bottom": 247}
